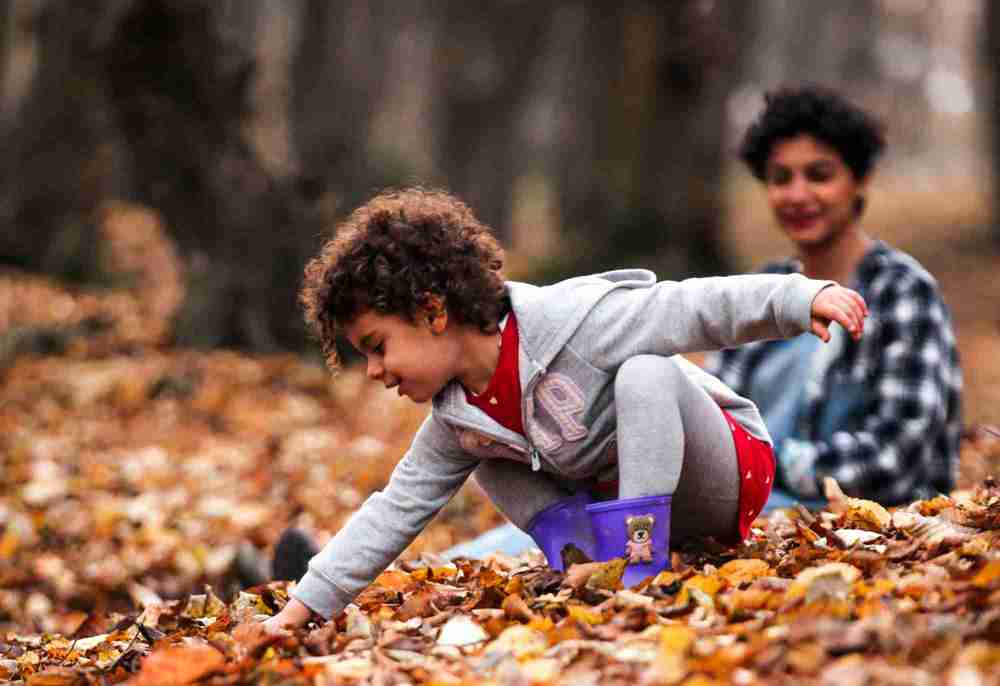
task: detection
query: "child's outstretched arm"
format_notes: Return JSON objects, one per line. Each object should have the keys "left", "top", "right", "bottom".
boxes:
{"left": 577, "top": 272, "right": 862, "bottom": 366}
{"left": 259, "top": 415, "right": 477, "bottom": 633}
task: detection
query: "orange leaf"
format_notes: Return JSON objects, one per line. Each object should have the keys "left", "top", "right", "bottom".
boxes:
{"left": 972, "top": 560, "right": 1000, "bottom": 588}
{"left": 374, "top": 570, "right": 412, "bottom": 591}
{"left": 717, "top": 559, "right": 771, "bottom": 586}
{"left": 129, "top": 643, "right": 225, "bottom": 686}
{"left": 683, "top": 574, "right": 723, "bottom": 597}
{"left": 26, "top": 668, "right": 85, "bottom": 686}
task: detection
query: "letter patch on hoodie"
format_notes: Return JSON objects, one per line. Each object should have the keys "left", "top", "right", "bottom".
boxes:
{"left": 530, "top": 373, "right": 588, "bottom": 452}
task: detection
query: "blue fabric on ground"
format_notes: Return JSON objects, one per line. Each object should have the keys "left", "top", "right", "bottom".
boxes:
{"left": 440, "top": 523, "right": 536, "bottom": 561}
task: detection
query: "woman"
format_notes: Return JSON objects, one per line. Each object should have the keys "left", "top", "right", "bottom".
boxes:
{"left": 707, "top": 84, "right": 962, "bottom": 509}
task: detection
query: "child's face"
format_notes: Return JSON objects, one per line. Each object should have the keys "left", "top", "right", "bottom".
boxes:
{"left": 343, "top": 307, "right": 460, "bottom": 403}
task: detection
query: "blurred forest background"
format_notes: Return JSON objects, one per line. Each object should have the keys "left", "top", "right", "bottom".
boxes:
{"left": 1, "top": 0, "right": 999, "bottom": 638}
{"left": 0, "top": 0, "right": 997, "bottom": 416}
{"left": 2, "top": 0, "right": 998, "bottom": 420}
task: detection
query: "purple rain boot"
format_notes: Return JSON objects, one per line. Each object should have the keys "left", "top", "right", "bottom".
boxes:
{"left": 525, "top": 492, "right": 597, "bottom": 571}
{"left": 585, "top": 495, "right": 672, "bottom": 587}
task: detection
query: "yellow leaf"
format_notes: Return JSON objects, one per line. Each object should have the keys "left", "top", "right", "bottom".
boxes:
{"left": 652, "top": 570, "right": 682, "bottom": 587}
{"left": 659, "top": 625, "right": 695, "bottom": 652}
{"left": 431, "top": 566, "right": 458, "bottom": 580}
{"left": 683, "top": 574, "right": 723, "bottom": 597}
{"left": 566, "top": 605, "right": 605, "bottom": 625}
{"left": 653, "top": 625, "right": 695, "bottom": 684}
{"left": 717, "top": 559, "right": 771, "bottom": 586}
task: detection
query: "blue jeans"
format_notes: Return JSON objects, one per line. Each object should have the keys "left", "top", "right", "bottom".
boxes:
{"left": 762, "top": 486, "right": 826, "bottom": 513}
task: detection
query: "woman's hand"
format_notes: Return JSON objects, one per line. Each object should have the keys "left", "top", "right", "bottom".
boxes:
{"left": 810, "top": 285, "right": 868, "bottom": 342}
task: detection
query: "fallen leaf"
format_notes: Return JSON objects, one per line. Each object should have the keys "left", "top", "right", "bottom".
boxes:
{"left": 718, "top": 559, "right": 771, "bottom": 586}
{"left": 487, "top": 624, "right": 548, "bottom": 660}
{"left": 129, "top": 643, "right": 225, "bottom": 686}
{"left": 786, "top": 563, "right": 861, "bottom": 603}
{"left": 436, "top": 616, "right": 488, "bottom": 647}
{"left": 585, "top": 558, "right": 626, "bottom": 591}
{"left": 26, "top": 668, "right": 85, "bottom": 686}
{"left": 232, "top": 622, "right": 282, "bottom": 658}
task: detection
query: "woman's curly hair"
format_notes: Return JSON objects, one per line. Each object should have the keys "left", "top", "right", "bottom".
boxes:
{"left": 300, "top": 187, "right": 509, "bottom": 370}
{"left": 739, "top": 85, "right": 886, "bottom": 183}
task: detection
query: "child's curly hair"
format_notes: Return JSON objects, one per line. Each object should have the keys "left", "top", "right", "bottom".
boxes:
{"left": 300, "top": 187, "right": 509, "bottom": 369}
{"left": 739, "top": 85, "right": 886, "bottom": 183}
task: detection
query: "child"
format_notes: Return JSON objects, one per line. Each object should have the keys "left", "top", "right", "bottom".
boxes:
{"left": 263, "top": 187, "right": 866, "bottom": 632}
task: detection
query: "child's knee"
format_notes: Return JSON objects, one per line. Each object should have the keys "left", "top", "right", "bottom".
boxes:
{"left": 615, "top": 355, "right": 683, "bottom": 397}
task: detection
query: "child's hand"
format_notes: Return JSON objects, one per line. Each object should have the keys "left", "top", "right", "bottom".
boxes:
{"left": 810, "top": 285, "right": 868, "bottom": 342}
{"left": 261, "top": 597, "right": 315, "bottom": 636}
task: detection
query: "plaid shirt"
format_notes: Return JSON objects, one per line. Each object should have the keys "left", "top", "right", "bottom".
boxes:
{"left": 706, "top": 241, "right": 962, "bottom": 505}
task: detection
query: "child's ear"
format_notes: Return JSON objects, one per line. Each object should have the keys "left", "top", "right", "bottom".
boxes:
{"left": 422, "top": 295, "right": 448, "bottom": 334}
{"left": 428, "top": 310, "right": 448, "bottom": 334}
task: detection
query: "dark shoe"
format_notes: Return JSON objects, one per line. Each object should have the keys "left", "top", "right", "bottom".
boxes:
{"left": 234, "top": 542, "right": 270, "bottom": 588}
{"left": 271, "top": 528, "right": 319, "bottom": 581}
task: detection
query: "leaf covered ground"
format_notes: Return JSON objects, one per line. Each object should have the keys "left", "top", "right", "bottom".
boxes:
{"left": 1, "top": 240, "right": 1000, "bottom": 684}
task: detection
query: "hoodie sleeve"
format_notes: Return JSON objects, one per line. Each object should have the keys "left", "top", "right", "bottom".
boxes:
{"left": 577, "top": 273, "right": 832, "bottom": 372}
{"left": 291, "top": 413, "right": 477, "bottom": 618}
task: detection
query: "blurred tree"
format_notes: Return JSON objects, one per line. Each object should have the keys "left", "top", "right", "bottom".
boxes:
{"left": 0, "top": 0, "right": 317, "bottom": 351}
{"left": 104, "top": 0, "right": 318, "bottom": 350}
{"left": 533, "top": 1, "right": 753, "bottom": 281}
{"left": 434, "top": 1, "right": 555, "bottom": 243}
{"left": 290, "top": 0, "right": 402, "bottom": 221}
{"left": 0, "top": 0, "right": 758, "bottom": 356}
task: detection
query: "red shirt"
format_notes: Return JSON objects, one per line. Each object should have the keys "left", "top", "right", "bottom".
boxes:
{"left": 464, "top": 313, "right": 524, "bottom": 435}
{"left": 719, "top": 408, "right": 776, "bottom": 540}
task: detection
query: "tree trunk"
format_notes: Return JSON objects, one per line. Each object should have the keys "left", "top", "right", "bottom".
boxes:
{"left": 0, "top": 0, "right": 319, "bottom": 351}
{"left": 433, "top": 1, "right": 555, "bottom": 243}
{"left": 540, "top": 0, "right": 748, "bottom": 281}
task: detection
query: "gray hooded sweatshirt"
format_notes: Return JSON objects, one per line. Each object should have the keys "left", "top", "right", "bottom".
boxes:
{"left": 292, "top": 269, "right": 831, "bottom": 617}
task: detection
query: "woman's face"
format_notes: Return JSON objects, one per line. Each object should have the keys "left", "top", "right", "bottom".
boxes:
{"left": 764, "top": 134, "right": 866, "bottom": 248}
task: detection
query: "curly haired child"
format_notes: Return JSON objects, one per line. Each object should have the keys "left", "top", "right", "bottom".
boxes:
{"left": 263, "top": 186, "right": 867, "bottom": 631}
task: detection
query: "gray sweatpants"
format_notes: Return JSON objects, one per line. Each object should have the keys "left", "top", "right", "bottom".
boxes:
{"left": 473, "top": 355, "right": 741, "bottom": 542}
